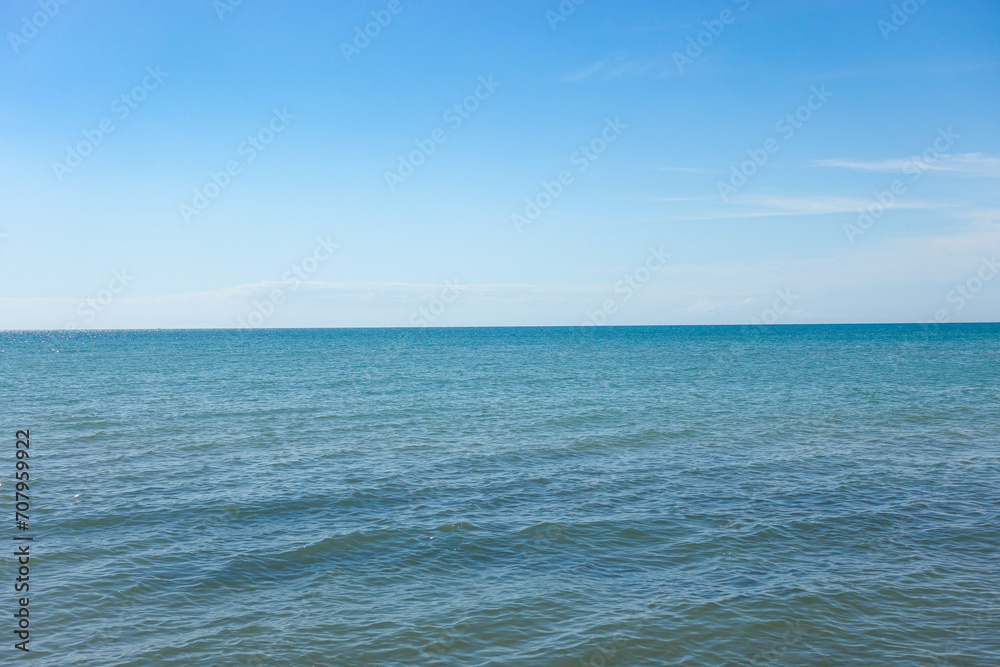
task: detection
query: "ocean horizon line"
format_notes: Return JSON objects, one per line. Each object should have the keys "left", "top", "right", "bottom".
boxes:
{"left": 5, "top": 321, "right": 1000, "bottom": 333}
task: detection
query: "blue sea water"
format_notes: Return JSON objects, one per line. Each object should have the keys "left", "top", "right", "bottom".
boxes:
{"left": 2, "top": 325, "right": 999, "bottom": 666}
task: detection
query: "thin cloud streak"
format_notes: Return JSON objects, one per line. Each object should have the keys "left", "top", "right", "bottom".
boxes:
{"left": 651, "top": 166, "right": 720, "bottom": 174}
{"left": 562, "top": 55, "right": 678, "bottom": 82}
{"left": 813, "top": 153, "right": 1000, "bottom": 177}
{"left": 655, "top": 195, "right": 956, "bottom": 222}
{"left": 815, "top": 61, "right": 1000, "bottom": 81}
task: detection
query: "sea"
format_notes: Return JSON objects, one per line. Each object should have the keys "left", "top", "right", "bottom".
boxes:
{"left": 3, "top": 325, "right": 999, "bottom": 666}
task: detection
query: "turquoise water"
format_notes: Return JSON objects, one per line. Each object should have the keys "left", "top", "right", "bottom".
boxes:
{"left": 3, "top": 325, "right": 999, "bottom": 666}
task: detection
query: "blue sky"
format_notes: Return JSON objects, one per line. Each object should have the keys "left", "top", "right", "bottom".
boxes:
{"left": 1, "top": 0, "right": 998, "bottom": 328}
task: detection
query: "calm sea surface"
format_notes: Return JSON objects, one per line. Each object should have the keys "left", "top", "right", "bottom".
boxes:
{"left": 3, "top": 325, "right": 999, "bottom": 666}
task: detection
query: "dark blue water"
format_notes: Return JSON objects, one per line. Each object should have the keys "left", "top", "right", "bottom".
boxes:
{"left": 3, "top": 325, "right": 999, "bottom": 665}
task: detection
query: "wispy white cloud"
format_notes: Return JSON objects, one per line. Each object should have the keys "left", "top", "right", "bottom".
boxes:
{"left": 647, "top": 196, "right": 715, "bottom": 203}
{"left": 741, "top": 194, "right": 954, "bottom": 215}
{"left": 0, "top": 281, "right": 618, "bottom": 330}
{"left": 961, "top": 208, "right": 1000, "bottom": 229}
{"left": 651, "top": 166, "right": 720, "bottom": 174}
{"left": 815, "top": 61, "right": 1000, "bottom": 81}
{"left": 601, "top": 23, "right": 685, "bottom": 34}
{"left": 656, "top": 194, "right": 954, "bottom": 222}
{"left": 6, "top": 226, "right": 999, "bottom": 329}
{"left": 562, "top": 55, "right": 677, "bottom": 82}
{"left": 116, "top": 281, "right": 603, "bottom": 304}
{"left": 813, "top": 153, "right": 1000, "bottom": 177}
{"left": 684, "top": 298, "right": 731, "bottom": 314}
